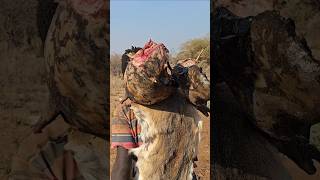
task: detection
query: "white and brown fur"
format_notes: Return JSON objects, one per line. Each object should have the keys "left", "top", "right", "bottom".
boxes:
{"left": 129, "top": 92, "right": 202, "bottom": 180}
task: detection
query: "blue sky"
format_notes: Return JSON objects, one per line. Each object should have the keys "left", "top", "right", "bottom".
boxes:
{"left": 110, "top": 0, "right": 210, "bottom": 54}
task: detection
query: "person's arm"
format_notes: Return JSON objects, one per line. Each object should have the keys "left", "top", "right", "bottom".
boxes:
{"left": 111, "top": 146, "right": 133, "bottom": 180}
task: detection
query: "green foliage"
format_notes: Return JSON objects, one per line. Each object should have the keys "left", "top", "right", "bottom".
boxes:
{"left": 173, "top": 35, "right": 210, "bottom": 78}
{"left": 175, "top": 35, "right": 210, "bottom": 64}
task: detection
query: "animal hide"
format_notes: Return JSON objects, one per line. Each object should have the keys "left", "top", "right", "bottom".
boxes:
{"left": 124, "top": 40, "right": 175, "bottom": 105}
{"left": 33, "top": 0, "right": 109, "bottom": 139}
{"left": 172, "top": 61, "right": 210, "bottom": 116}
{"left": 129, "top": 93, "right": 202, "bottom": 180}
{"left": 213, "top": 6, "right": 320, "bottom": 175}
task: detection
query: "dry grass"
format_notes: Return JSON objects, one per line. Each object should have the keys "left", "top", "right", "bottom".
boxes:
{"left": 110, "top": 74, "right": 125, "bottom": 174}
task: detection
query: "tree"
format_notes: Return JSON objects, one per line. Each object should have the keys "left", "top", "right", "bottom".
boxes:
{"left": 175, "top": 35, "right": 210, "bottom": 63}
{"left": 174, "top": 35, "right": 210, "bottom": 78}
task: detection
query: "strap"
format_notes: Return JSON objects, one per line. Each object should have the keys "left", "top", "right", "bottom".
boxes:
{"left": 39, "top": 149, "right": 58, "bottom": 180}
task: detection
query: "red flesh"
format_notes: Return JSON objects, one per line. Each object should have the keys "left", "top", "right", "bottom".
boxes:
{"left": 131, "top": 39, "right": 168, "bottom": 67}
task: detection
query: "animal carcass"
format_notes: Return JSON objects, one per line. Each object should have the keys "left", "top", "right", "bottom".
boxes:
{"left": 130, "top": 93, "right": 202, "bottom": 180}
{"left": 172, "top": 59, "right": 210, "bottom": 116}
{"left": 124, "top": 40, "right": 175, "bottom": 105}
{"left": 123, "top": 41, "right": 210, "bottom": 179}
{"left": 213, "top": 7, "right": 320, "bottom": 174}
{"left": 33, "top": 0, "right": 109, "bottom": 139}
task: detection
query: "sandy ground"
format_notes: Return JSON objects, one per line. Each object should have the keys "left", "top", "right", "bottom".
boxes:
{"left": 109, "top": 75, "right": 211, "bottom": 179}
